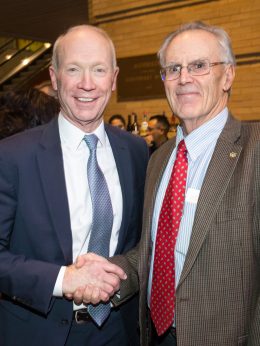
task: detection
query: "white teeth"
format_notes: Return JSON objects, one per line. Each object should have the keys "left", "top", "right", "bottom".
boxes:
{"left": 77, "top": 97, "right": 94, "bottom": 102}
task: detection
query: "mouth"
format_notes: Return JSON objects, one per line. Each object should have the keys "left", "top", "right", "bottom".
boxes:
{"left": 176, "top": 90, "right": 200, "bottom": 99}
{"left": 176, "top": 90, "right": 199, "bottom": 96}
{"left": 76, "top": 97, "right": 96, "bottom": 103}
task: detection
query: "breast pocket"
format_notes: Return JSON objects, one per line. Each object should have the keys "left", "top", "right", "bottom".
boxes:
{"left": 215, "top": 207, "right": 249, "bottom": 223}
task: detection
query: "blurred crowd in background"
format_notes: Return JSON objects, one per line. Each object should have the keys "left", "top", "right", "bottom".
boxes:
{"left": 108, "top": 112, "right": 177, "bottom": 154}
{"left": 0, "top": 88, "right": 59, "bottom": 139}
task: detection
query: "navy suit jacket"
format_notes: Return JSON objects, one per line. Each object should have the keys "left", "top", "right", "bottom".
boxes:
{"left": 0, "top": 117, "right": 149, "bottom": 346}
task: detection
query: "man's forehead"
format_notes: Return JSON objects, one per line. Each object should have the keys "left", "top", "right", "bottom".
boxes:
{"left": 61, "top": 31, "right": 108, "bottom": 50}
{"left": 58, "top": 35, "right": 112, "bottom": 65}
{"left": 149, "top": 119, "right": 158, "bottom": 128}
{"left": 165, "top": 30, "right": 219, "bottom": 60}
{"left": 172, "top": 29, "right": 217, "bottom": 44}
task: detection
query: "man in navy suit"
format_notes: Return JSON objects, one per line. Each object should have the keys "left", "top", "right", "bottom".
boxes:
{"left": 0, "top": 25, "right": 149, "bottom": 346}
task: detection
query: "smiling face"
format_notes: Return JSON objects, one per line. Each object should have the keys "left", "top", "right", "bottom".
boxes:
{"left": 49, "top": 27, "right": 119, "bottom": 132}
{"left": 163, "top": 30, "right": 235, "bottom": 133}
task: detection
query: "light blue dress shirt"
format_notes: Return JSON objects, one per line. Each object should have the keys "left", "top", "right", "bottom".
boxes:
{"left": 147, "top": 108, "right": 229, "bottom": 322}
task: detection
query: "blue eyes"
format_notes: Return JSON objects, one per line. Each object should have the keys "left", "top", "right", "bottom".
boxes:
{"left": 66, "top": 66, "right": 108, "bottom": 77}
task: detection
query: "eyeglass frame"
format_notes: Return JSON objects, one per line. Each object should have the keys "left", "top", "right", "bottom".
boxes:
{"left": 160, "top": 59, "right": 228, "bottom": 81}
{"left": 147, "top": 125, "right": 164, "bottom": 132}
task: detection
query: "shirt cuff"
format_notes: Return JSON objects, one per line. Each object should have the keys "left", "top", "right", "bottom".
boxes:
{"left": 53, "top": 266, "right": 66, "bottom": 297}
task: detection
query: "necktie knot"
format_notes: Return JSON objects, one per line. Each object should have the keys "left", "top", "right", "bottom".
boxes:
{"left": 176, "top": 139, "right": 188, "bottom": 163}
{"left": 84, "top": 134, "right": 98, "bottom": 151}
{"left": 177, "top": 139, "right": 187, "bottom": 155}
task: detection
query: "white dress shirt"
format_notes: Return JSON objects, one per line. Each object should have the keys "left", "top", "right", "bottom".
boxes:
{"left": 53, "top": 113, "right": 122, "bottom": 299}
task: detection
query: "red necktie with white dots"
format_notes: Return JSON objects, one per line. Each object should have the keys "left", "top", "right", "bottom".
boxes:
{"left": 150, "top": 139, "right": 188, "bottom": 336}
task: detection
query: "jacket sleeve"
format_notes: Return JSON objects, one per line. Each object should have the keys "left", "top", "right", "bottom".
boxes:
{"left": 248, "top": 141, "right": 260, "bottom": 345}
{"left": 109, "top": 244, "right": 139, "bottom": 306}
{"left": 0, "top": 155, "right": 61, "bottom": 315}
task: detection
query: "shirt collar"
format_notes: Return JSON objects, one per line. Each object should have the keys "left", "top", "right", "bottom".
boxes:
{"left": 176, "top": 107, "right": 229, "bottom": 161}
{"left": 58, "top": 113, "right": 107, "bottom": 151}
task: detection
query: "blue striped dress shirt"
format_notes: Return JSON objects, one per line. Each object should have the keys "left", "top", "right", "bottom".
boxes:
{"left": 148, "top": 108, "right": 229, "bottom": 321}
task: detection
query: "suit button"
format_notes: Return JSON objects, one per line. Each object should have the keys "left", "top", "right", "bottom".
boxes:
{"left": 61, "top": 319, "right": 69, "bottom": 325}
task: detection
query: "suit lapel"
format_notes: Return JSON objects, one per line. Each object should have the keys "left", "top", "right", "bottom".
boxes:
{"left": 178, "top": 115, "right": 242, "bottom": 288}
{"left": 105, "top": 125, "right": 132, "bottom": 254}
{"left": 36, "top": 118, "right": 72, "bottom": 263}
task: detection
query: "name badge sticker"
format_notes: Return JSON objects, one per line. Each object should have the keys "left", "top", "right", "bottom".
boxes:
{"left": 185, "top": 188, "right": 200, "bottom": 204}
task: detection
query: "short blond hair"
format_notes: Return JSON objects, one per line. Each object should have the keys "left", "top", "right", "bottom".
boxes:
{"left": 51, "top": 25, "right": 117, "bottom": 71}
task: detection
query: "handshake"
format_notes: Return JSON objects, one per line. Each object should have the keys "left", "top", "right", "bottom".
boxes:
{"left": 62, "top": 253, "right": 126, "bottom": 305}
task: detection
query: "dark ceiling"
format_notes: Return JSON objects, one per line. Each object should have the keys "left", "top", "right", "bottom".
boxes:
{"left": 0, "top": 0, "right": 89, "bottom": 43}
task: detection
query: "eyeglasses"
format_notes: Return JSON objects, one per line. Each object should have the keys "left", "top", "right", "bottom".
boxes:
{"left": 160, "top": 59, "right": 227, "bottom": 81}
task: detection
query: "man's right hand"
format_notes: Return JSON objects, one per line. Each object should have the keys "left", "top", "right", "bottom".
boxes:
{"left": 62, "top": 253, "right": 126, "bottom": 305}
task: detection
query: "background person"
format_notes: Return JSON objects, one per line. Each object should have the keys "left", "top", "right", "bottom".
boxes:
{"left": 144, "top": 114, "right": 170, "bottom": 154}
{"left": 0, "top": 88, "right": 59, "bottom": 139}
{"left": 109, "top": 21, "right": 260, "bottom": 346}
{"left": 0, "top": 25, "right": 149, "bottom": 346}
{"left": 108, "top": 114, "right": 126, "bottom": 130}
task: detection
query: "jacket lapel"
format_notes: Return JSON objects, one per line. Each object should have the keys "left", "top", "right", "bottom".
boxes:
{"left": 36, "top": 118, "right": 72, "bottom": 264}
{"left": 144, "top": 138, "right": 177, "bottom": 251}
{"left": 178, "top": 115, "right": 242, "bottom": 288}
{"left": 105, "top": 125, "right": 132, "bottom": 254}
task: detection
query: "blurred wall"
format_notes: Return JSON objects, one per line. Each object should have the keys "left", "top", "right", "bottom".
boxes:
{"left": 0, "top": 0, "right": 88, "bottom": 42}
{"left": 89, "top": 0, "right": 260, "bottom": 122}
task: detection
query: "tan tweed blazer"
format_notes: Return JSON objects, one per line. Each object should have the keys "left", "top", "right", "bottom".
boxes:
{"left": 111, "top": 115, "right": 260, "bottom": 346}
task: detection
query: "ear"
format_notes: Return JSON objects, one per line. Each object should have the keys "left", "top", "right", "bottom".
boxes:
{"left": 49, "top": 66, "right": 58, "bottom": 91}
{"left": 223, "top": 64, "right": 235, "bottom": 92}
{"left": 111, "top": 67, "right": 119, "bottom": 91}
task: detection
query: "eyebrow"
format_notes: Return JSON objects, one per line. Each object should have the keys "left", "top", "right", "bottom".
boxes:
{"left": 165, "top": 57, "right": 209, "bottom": 65}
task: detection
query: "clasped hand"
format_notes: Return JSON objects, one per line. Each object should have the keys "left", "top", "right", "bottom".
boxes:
{"left": 62, "top": 253, "right": 126, "bottom": 305}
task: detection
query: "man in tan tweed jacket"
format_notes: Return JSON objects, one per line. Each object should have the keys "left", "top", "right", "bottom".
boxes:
{"left": 79, "top": 22, "right": 260, "bottom": 346}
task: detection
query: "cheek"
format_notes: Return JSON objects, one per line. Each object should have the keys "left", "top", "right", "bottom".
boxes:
{"left": 59, "top": 73, "right": 77, "bottom": 90}
{"left": 101, "top": 79, "right": 114, "bottom": 93}
{"left": 164, "top": 86, "right": 175, "bottom": 105}
{"left": 57, "top": 81, "right": 74, "bottom": 107}
{"left": 60, "top": 83, "right": 75, "bottom": 104}
{"left": 204, "top": 83, "right": 219, "bottom": 106}
{"left": 100, "top": 84, "right": 113, "bottom": 101}
{"left": 205, "top": 75, "right": 224, "bottom": 99}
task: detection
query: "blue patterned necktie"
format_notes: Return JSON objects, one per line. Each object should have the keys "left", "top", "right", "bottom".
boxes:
{"left": 83, "top": 134, "right": 113, "bottom": 326}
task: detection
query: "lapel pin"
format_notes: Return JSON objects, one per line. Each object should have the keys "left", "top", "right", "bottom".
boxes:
{"left": 229, "top": 152, "right": 237, "bottom": 158}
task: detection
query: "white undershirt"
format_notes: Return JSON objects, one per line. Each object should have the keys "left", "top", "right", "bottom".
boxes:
{"left": 53, "top": 113, "right": 122, "bottom": 300}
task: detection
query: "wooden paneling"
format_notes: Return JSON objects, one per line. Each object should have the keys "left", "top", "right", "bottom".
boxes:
{"left": 89, "top": 0, "right": 260, "bottom": 122}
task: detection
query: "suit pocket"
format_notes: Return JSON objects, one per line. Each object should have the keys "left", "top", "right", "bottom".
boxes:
{"left": 215, "top": 207, "right": 248, "bottom": 223}
{"left": 0, "top": 298, "right": 30, "bottom": 321}
{"left": 238, "top": 334, "right": 248, "bottom": 346}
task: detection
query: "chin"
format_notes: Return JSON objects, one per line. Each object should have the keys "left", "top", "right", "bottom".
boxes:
{"left": 178, "top": 111, "right": 197, "bottom": 120}
{"left": 179, "top": 105, "right": 200, "bottom": 117}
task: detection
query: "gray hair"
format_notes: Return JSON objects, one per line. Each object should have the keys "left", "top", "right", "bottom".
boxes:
{"left": 51, "top": 24, "right": 117, "bottom": 71}
{"left": 158, "top": 21, "right": 236, "bottom": 67}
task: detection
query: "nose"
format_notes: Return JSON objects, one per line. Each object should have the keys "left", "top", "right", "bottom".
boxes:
{"left": 179, "top": 66, "right": 193, "bottom": 85}
{"left": 78, "top": 70, "right": 95, "bottom": 90}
